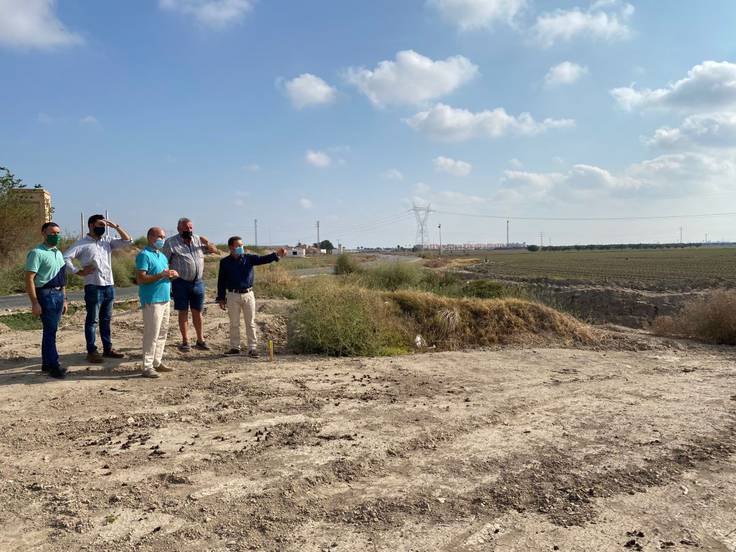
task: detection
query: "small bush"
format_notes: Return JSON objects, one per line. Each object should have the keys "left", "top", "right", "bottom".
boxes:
{"left": 289, "top": 281, "right": 408, "bottom": 356}
{"left": 358, "top": 261, "right": 424, "bottom": 290}
{"left": 111, "top": 254, "right": 138, "bottom": 287}
{"left": 256, "top": 263, "right": 300, "bottom": 299}
{"left": 0, "top": 261, "right": 27, "bottom": 295}
{"left": 527, "top": 245, "right": 540, "bottom": 252}
{"left": 653, "top": 290, "right": 736, "bottom": 344}
{"left": 335, "top": 253, "right": 360, "bottom": 275}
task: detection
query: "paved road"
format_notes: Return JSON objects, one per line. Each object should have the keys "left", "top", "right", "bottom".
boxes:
{"left": 0, "top": 254, "right": 418, "bottom": 311}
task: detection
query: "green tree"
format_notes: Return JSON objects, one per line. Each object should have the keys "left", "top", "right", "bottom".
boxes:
{"left": 0, "top": 166, "right": 34, "bottom": 261}
{"left": 318, "top": 239, "right": 335, "bottom": 252}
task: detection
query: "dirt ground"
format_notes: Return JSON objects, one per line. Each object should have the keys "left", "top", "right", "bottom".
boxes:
{"left": 1, "top": 298, "right": 735, "bottom": 551}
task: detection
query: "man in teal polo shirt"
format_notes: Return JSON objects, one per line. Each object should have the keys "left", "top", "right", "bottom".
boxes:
{"left": 25, "top": 222, "right": 68, "bottom": 379}
{"left": 136, "top": 227, "right": 178, "bottom": 378}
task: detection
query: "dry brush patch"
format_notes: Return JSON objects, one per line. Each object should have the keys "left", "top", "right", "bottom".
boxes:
{"left": 653, "top": 289, "right": 736, "bottom": 345}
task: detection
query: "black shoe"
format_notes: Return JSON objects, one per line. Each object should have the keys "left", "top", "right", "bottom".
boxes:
{"left": 247, "top": 349, "right": 259, "bottom": 358}
{"left": 41, "top": 365, "right": 49, "bottom": 373}
{"left": 48, "top": 367, "right": 67, "bottom": 379}
{"left": 195, "top": 341, "right": 211, "bottom": 351}
{"left": 224, "top": 348, "right": 240, "bottom": 356}
{"left": 178, "top": 342, "right": 191, "bottom": 352}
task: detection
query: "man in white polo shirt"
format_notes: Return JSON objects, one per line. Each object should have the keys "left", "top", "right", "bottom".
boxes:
{"left": 64, "top": 214, "right": 134, "bottom": 363}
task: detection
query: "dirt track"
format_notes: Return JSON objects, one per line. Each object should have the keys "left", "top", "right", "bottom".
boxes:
{"left": 1, "top": 301, "right": 735, "bottom": 551}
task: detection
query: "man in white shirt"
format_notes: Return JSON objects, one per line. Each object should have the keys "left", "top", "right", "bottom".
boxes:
{"left": 64, "top": 214, "right": 134, "bottom": 363}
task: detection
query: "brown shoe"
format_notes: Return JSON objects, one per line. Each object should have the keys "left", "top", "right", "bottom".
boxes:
{"left": 86, "top": 351, "right": 104, "bottom": 364}
{"left": 154, "top": 363, "right": 174, "bottom": 372}
{"left": 103, "top": 349, "right": 125, "bottom": 359}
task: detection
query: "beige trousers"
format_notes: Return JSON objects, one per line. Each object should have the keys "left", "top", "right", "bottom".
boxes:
{"left": 227, "top": 290, "right": 257, "bottom": 350}
{"left": 142, "top": 301, "right": 170, "bottom": 370}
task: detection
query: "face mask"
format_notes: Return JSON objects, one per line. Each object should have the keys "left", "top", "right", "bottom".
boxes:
{"left": 154, "top": 238, "right": 165, "bottom": 249}
{"left": 46, "top": 234, "right": 61, "bottom": 247}
{"left": 93, "top": 226, "right": 106, "bottom": 237}
{"left": 181, "top": 230, "right": 193, "bottom": 240}
{"left": 234, "top": 246, "right": 245, "bottom": 255}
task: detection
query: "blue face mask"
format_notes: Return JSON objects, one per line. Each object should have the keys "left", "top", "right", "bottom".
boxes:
{"left": 154, "top": 238, "right": 165, "bottom": 249}
{"left": 234, "top": 246, "right": 245, "bottom": 255}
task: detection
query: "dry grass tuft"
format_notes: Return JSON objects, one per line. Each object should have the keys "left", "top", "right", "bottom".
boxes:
{"left": 389, "top": 290, "right": 597, "bottom": 349}
{"left": 653, "top": 290, "right": 736, "bottom": 345}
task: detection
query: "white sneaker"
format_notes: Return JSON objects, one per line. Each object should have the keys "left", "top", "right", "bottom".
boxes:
{"left": 142, "top": 368, "right": 160, "bottom": 379}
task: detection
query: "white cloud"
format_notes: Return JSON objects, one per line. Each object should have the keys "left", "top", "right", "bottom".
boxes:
{"left": 159, "top": 0, "right": 254, "bottom": 28}
{"left": 382, "top": 168, "right": 404, "bottom": 181}
{"left": 533, "top": 1, "right": 634, "bottom": 48}
{"left": 414, "top": 182, "right": 431, "bottom": 196}
{"left": 646, "top": 113, "right": 736, "bottom": 150}
{"left": 497, "top": 152, "right": 736, "bottom": 202}
{"left": 612, "top": 61, "right": 736, "bottom": 112}
{"left": 305, "top": 150, "right": 332, "bottom": 168}
{"left": 243, "top": 163, "right": 261, "bottom": 172}
{"left": 544, "top": 61, "right": 588, "bottom": 87}
{"left": 79, "top": 115, "right": 98, "bottom": 125}
{"left": 344, "top": 50, "right": 478, "bottom": 107}
{"left": 0, "top": 0, "right": 83, "bottom": 49}
{"left": 298, "top": 198, "right": 313, "bottom": 209}
{"left": 433, "top": 155, "right": 472, "bottom": 177}
{"left": 284, "top": 73, "right": 337, "bottom": 109}
{"left": 428, "top": 0, "right": 526, "bottom": 31}
{"left": 405, "top": 103, "right": 574, "bottom": 141}
{"left": 509, "top": 157, "right": 524, "bottom": 169}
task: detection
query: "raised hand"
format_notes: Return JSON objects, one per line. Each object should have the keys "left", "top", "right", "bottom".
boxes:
{"left": 276, "top": 247, "right": 287, "bottom": 257}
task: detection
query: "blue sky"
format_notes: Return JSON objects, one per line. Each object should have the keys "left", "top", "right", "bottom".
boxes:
{"left": 2, "top": 0, "right": 736, "bottom": 247}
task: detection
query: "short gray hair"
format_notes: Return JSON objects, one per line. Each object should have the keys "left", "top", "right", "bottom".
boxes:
{"left": 177, "top": 217, "right": 191, "bottom": 228}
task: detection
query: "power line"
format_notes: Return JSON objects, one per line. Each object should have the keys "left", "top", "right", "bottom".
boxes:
{"left": 432, "top": 209, "right": 736, "bottom": 222}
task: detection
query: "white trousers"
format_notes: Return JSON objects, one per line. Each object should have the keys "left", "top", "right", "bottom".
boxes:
{"left": 142, "top": 301, "right": 170, "bottom": 370}
{"left": 227, "top": 290, "right": 257, "bottom": 350}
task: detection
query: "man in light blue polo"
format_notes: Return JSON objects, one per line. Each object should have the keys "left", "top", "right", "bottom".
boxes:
{"left": 64, "top": 214, "right": 134, "bottom": 363}
{"left": 136, "top": 227, "right": 178, "bottom": 379}
{"left": 25, "top": 222, "right": 68, "bottom": 379}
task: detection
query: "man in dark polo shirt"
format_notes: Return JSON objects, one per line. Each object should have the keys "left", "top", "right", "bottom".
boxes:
{"left": 216, "top": 236, "right": 286, "bottom": 356}
{"left": 162, "top": 217, "right": 218, "bottom": 352}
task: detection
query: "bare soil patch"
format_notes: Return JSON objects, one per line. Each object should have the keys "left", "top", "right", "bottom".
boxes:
{"left": 1, "top": 299, "right": 735, "bottom": 551}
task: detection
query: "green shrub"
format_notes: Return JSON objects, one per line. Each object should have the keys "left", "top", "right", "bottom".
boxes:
{"left": 334, "top": 253, "right": 360, "bottom": 275}
{"left": 0, "top": 261, "right": 27, "bottom": 295}
{"left": 357, "top": 261, "right": 423, "bottom": 290}
{"left": 255, "top": 263, "right": 300, "bottom": 299}
{"left": 527, "top": 245, "right": 540, "bottom": 252}
{"left": 289, "top": 281, "right": 408, "bottom": 356}
{"left": 111, "top": 255, "right": 137, "bottom": 287}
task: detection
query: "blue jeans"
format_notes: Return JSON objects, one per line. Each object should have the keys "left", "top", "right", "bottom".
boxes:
{"left": 37, "top": 288, "right": 64, "bottom": 370}
{"left": 84, "top": 285, "right": 114, "bottom": 353}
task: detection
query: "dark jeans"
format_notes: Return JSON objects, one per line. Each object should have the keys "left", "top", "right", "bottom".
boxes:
{"left": 84, "top": 284, "right": 114, "bottom": 353}
{"left": 37, "top": 288, "right": 64, "bottom": 370}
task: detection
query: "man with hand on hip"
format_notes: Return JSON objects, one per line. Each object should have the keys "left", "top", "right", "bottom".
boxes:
{"left": 25, "top": 222, "right": 68, "bottom": 379}
{"left": 136, "top": 227, "right": 178, "bottom": 379}
{"left": 216, "top": 237, "right": 286, "bottom": 357}
{"left": 63, "top": 214, "right": 133, "bottom": 363}
{"left": 162, "top": 217, "right": 218, "bottom": 352}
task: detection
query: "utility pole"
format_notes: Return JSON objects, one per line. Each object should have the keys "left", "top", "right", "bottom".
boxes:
{"left": 705, "top": 233, "right": 708, "bottom": 244}
{"left": 506, "top": 220, "right": 509, "bottom": 248}
{"left": 679, "top": 226, "right": 683, "bottom": 244}
{"left": 80, "top": 212, "right": 84, "bottom": 237}
{"left": 316, "top": 220, "right": 320, "bottom": 246}
{"left": 540, "top": 232, "right": 543, "bottom": 249}
{"left": 438, "top": 224, "right": 442, "bottom": 257}
{"left": 254, "top": 219, "right": 258, "bottom": 247}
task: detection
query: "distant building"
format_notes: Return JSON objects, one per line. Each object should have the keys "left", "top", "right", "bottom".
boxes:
{"left": 10, "top": 188, "right": 52, "bottom": 230}
{"left": 289, "top": 246, "right": 306, "bottom": 257}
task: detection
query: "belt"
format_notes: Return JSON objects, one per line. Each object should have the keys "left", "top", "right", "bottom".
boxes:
{"left": 227, "top": 287, "right": 252, "bottom": 294}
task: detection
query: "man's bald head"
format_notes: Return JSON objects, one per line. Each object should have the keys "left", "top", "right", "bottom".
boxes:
{"left": 147, "top": 227, "right": 166, "bottom": 245}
